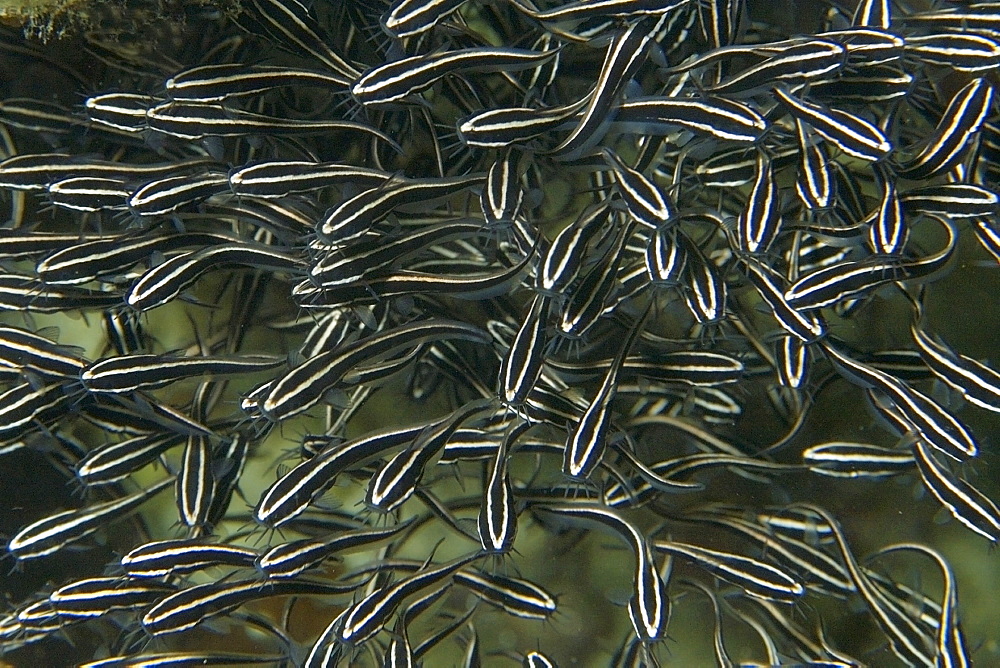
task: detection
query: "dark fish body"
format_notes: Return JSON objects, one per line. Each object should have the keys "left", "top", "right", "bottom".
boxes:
{"left": 2, "top": 0, "right": 998, "bottom": 665}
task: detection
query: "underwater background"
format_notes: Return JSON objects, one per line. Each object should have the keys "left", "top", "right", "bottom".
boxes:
{"left": 0, "top": 0, "right": 999, "bottom": 666}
